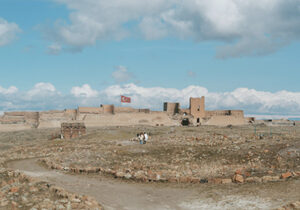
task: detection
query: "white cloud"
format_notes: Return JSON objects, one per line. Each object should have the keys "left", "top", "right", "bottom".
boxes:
{"left": 1, "top": 82, "right": 300, "bottom": 115}
{"left": 0, "top": 18, "right": 21, "bottom": 47}
{"left": 27, "top": 83, "right": 57, "bottom": 97}
{"left": 46, "top": 0, "right": 300, "bottom": 57}
{"left": 111, "top": 66, "right": 134, "bottom": 83}
{"left": 0, "top": 83, "right": 64, "bottom": 111}
{"left": 102, "top": 84, "right": 300, "bottom": 115}
{"left": 139, "top": 16, "right": 169, "bottom": 40}
{"left": 0, "top": 86, "right": 18, "bottom": 95}
{"left": 71, "top": 84, "right": 98, "bottom": 98}
{"left": 47, "top": 43, "right": 62, "bottom": 55}
{"left": 103, "top": 83, "right": 209, "bottom": 109}
{"left": 207, "top": 88, "right": 300, "bottom": 115}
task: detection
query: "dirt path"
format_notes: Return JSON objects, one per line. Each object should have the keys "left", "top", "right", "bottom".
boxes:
{"left": 7, "top": 159, "right": 300, "bottom": 210}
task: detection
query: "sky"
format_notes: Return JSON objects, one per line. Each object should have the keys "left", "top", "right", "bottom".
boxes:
{"left": 0, "top": 0, "right": 300, "bottom": 117}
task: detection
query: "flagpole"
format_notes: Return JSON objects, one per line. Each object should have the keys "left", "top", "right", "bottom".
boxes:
{"left": 120, "top": 95, "right": 122, "bottom": 108}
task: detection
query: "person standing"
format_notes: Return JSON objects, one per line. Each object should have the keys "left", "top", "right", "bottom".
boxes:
{"left": 139, "top": 132, "right": 144, "bottom": 144}
{"left": 144, "top": 132, "right": 148, "bottom": 144}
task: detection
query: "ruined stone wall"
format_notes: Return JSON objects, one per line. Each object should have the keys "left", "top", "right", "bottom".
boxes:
{"left": 138, "top": 109, "right": 150, "bottom": 113}
{"left": 0, "top": 95, "right": 250, "bottom": 130}
{"left": 65, "top": 109, "right": 77, "bottom": 116}
{"left": 3, "top": 112, "right": 37, "bottom": 117}
{"left": 230, "top": 110, "right": 244, "bottom": 117}
{"left": 262, "top": 119, "right": 295, "bottom": 126}
{"left": 180, "top": 108, "right": 191, "bottom": 115}
{"left": 189, "top": 97, "right": 205, "bottom": 120}
{"left": 0, "top": 112, "right": 39, "bottom": 127}
{"left": 38, "top": 110, "right": 74, "bottom": 128}
{"left": 203, "top": 115, "right": 246, "bottom": 126}
{"left": 82, "top": 112, "right": 178, "bottom": 127}
{"left": 101, "top": 105, "right": 114, "bottom": 114}
{"left": 61, "top": 122, "right": 86, "bottom": 139}
{"left": 245, "top": 117, "right": 255, "bottom": 123}
{"left": 205, "top": 110, "right": 244, "bottom": 118}
{"left": 163, "top": 102, "right": 180, "bottom": 115}
{"left": 77, "top": 107, "right": 103, "bottom": 114}
{"left": 0, "top": 115, "right": 25, "bottom": 124}
{"left": 0, "top": 107, "right": 177, "bottom": 131}
{"left": 114, "top": 107, "right": 150, "bottom": 114}
{"left": 114, "top": 107, "right": 138, "bottom": 113}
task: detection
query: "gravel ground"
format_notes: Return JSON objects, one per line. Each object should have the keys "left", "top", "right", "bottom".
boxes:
{"left": 1, "top": 125, "right": 300, "bottom": 209}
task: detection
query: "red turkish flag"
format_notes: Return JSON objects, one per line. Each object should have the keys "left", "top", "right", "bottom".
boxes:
{"left": 121, "top": 95, "right": 131, "bottom": 103}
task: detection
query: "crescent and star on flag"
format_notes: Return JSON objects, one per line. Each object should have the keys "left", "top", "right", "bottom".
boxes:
{"left": 121, "top": 95, "right": 131, "bottom": 103}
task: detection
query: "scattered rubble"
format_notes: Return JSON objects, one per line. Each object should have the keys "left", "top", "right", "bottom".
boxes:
{"left": 277, "top": 201, "right": 300, "bottom": 210}
{"left": 0, "top": 168, "right": 102, "bottom": 209}
{"left": 0, "top": 125, "right": 299, "bottom": 208}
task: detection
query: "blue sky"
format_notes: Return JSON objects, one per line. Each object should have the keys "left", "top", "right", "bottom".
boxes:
{"left": 0, "top": 0, "right": 300, "bottom": 116}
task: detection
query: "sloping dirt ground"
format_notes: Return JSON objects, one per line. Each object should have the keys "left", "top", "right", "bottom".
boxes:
{"left": 7, "top": 158, "right": 300, "bottom": 210}
{"left": 1, "top": 125, "right": 300, "bottom": 209}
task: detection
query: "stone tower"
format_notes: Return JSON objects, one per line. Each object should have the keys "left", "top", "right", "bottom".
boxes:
{"left": 189, "top": 96, "right": 205, "bottom": 123}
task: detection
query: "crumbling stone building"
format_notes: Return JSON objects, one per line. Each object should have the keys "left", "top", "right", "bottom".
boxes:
{"left": 189, "top": 97, "right": 205, "bottom": 123}
{"left": 61, "top": 122, "right": 86, "bottom": 139}
{"left": 164, "top": 96, "right": 247, "bottom": 125}
{"left": 163, "top": 102, "right": 180, "bottom": 115}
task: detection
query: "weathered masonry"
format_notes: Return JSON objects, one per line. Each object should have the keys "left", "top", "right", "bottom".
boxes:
{"left": 0, "top": 95, "right": 253, "bottom": 129}
{"left": 164, "top": 96, "right": 247, "bottom": 125}
{"left": 61, "top": 122, "right": 86, "bottom": 139}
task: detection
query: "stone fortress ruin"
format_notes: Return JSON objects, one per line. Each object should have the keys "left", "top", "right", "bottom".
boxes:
{"left": 0, "top": 96, "right": 253, "bottom": 131}
{"left": 164, "top": 96, "right": 251, "bottom": 126}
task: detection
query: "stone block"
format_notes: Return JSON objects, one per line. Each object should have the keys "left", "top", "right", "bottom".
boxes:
{"left": 245, "top": 177, "right": 262, "bottom": 183}
{"left": 281, "top": 172, "right": 292, "bottom": 179}
{"left": 233, "top": 174, "right": 244, "bottom": 183}
{"left": 262, "top": 175, "right": 279, "bottom": 182}
{"left": 221, "top": 178, "right": 232, "bottom": 184}
{"left": 10, "top": 187, "right": 19, "bottom": 193}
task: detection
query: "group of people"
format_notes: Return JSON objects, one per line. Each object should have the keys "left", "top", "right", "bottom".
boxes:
{"left": 137, "top": 132, "right": 148, "bottom": 144}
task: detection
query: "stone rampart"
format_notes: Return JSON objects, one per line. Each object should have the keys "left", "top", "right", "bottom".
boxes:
{"left": 163, "top": 102, "right": 180, "bottom": 115}
{"left": 38, "top": 110, "right": 73, "bottom": 128}
{"left": 101, "top": 105, "right": 114, "bottom": 114}
{"left": 65, "top": 109, "right": 77, "bottom": 117}
{"left": 77, "top": 107, "right": 102, "bottom": 114}
{"left": 114, "top": 107, "right": 150, "bottom": 114}
{"left": 114, "top": 107, "right": 138, "bottom": 113}
{"left": 203, "top": 115, "right": 246, "bottom": 126}
{"left": 205, "top": 110, "right": 244, "bottom": 118}
{"left": 82, "top": 112, "right": 178, "bottom": 127}
{"left": 0, "top": 95, "right": 251, "bottom": 130}
{"left": 0, "top": 111, "right": 39, "bottom": 127}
